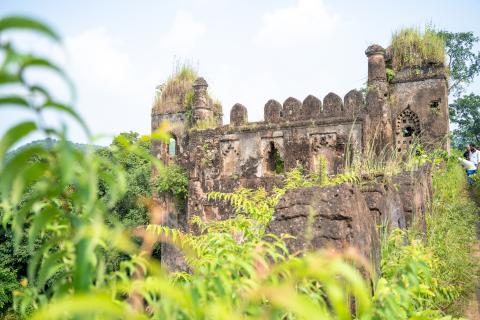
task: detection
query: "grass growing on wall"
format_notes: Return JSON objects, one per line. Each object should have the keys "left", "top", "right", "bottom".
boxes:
{"left": 391, "top": 27, "right": 445, "bottom": 71}
{"left": 153, "top": 63, "right": 198, "bottom": 112}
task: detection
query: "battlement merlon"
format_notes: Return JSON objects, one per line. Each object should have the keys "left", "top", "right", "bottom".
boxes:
{"left": 227, "top": 90, "right": 365, "bottom": 128}
{"left": 191, "top": 77, "right": 212, "bottom": 125}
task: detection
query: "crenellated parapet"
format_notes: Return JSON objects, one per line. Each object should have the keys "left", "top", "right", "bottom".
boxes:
{"left": 229, "top": 90, "right": 364, "bottom": 127}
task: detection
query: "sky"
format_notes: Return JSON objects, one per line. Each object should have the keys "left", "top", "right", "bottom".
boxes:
{"left": 1, "top": 0, "right": 480, "bottom": 145}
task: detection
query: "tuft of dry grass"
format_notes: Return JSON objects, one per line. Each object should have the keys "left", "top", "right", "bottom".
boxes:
{"left": 391, "top": 27, "right": 445, "bottom": 71}
{"left": 153, "top": 64, "right": 198, "bottom": 113}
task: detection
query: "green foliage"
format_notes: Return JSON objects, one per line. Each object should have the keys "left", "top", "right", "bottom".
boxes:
{"left": 374, "top": 230, "right": 452, "bottom": 319}
{"left": 97, "top": 132, "right": 153, "bottom": 227}
{"left": 0, "top": 268, "right": 18, "bottom": 313}
{"left": 208, "top": 187, "right": 281, "bottom": 230}
{"left": 427, "top": 157, "right": 478, "bottom": 313}
{"left": 437, "top": 30, "right": 480, "bottom": 96}
{"left": 385, "top": 67, "right": 395, "bottom": 82}
{"left": 153, "top": 63, "right": 198, "bottom": 112}
{"left": 184, "top": 89, "right": 194, "bottom": 125}
{"left": 374, "top": 157, "right": 478, "bottom": 318}
{"left": 391, "top": 27, "right": 445, "bottom": 71}
{"left": 146, "top": 205, "right": 373, "bottom": 319}
{"left": 449, "top": 93, "right": 480, "bottom": 147}
{"left": 156, "top": 164, "right": 188, "bottom": 210}
{"left": 273, "top": 147, "right": 284, "bottom": 174}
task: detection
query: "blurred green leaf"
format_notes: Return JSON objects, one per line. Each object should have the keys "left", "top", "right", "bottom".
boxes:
{"left": 37, "top": 250, "right": 65, "bottom": 288}
{"left": 0, "top": 95, "right": 29, "bottom": 108}
{"left": 0, "top": 121, "right": 36, "bottom": 162}
{"left": 0, "top": 16, "right": 60, "bottom": 42}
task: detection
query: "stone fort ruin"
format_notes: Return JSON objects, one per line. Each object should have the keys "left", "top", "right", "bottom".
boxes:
{"left": 151, "top": 44, "right": 450, "bottom": 270}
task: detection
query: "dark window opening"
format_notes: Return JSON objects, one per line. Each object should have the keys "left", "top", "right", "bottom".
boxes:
{"left": 266, "top": 142, "right": 284, "bottom": 174}
{"left": 430, "top": 99, "right": 440, "bottom": 112}
{"left": 402, "top": 126, "right": 415, "bottom": 137}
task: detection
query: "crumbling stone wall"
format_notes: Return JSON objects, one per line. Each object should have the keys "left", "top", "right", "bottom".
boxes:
{"left": 267, "top": 184, "right": 381, "bottom": 267}
{"left": 151, "top": 42, "right": 449, "bottom": 270}
{"left": 266, "top": 166, "right": 432, "bottom": 271}
{"left": 183, "top": 94, "right": 365, "bottom": 223}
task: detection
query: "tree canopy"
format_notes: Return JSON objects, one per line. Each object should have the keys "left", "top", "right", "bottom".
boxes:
{"left": 438, "top": 30, "right": 480, "bottom": 96}
{"left": 449, "top": 93, "right": 480, "bottom": 147}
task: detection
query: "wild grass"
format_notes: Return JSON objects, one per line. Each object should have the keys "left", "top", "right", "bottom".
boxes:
{"left": 153, "top": 63, "right": 198, "bottom": 112}
{"left": 391, "top": 27, "right": 445, "bottom": 71}
{"left": 343, "top": 130, "right": 429, "bottom": 185}
{"left": 426, "top": 157, "right": 479, "bottom": 314}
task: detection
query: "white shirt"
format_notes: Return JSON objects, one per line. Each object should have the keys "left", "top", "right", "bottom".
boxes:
{"left": 469, "top": 150, "right": 480, "bottom": 166}
{"left": 459, "top": 158, "right": 477, "bottom": 170}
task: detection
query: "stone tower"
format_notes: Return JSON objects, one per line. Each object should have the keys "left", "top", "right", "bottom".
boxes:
{"left": 365, "top": 44, "right": 450, "bottom": 153}
{"left": 151, "top": 85, "right": 188, "bottom": 165}
{"left": 150, "top": 77, "right": 193, "bottom": 271}
{"left": 191, "top": 77, "right": 223, "bottom": 127}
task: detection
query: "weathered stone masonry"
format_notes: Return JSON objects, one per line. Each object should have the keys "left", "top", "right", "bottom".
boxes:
{"left": 152, "top": 43, "right": 449, "bottom": 270}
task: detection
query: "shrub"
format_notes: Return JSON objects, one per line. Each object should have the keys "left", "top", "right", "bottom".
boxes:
{"left": 156, "top": 164, "right": 189, "bottom": 210}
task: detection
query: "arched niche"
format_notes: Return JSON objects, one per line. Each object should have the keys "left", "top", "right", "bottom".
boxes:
{"left": 395, "top": 107, "right": 421, "bottom": 152}
{"left": 168, "top": 135, "right": 177, "bottom": 156}
{"left": 262, "top": 141, "right": 284, "bottom": 175}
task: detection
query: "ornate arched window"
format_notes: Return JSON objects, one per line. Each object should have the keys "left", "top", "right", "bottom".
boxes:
{"left": 395, "top": 107, "right": 421, "bottom": 152}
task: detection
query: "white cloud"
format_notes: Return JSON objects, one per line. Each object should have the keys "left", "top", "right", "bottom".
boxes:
{"left": 160, "top": 10, "right": 206, "bottom": 53}
{"left": 65, "top": 27, "right": 132, "bottom": 91}
{"left": 59, "top": 27, "right": 154, "bottom": 144}
{"left": 255, "top": 0, "right": 340, "bottom": 46}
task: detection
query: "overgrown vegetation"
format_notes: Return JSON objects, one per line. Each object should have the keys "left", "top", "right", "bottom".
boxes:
{"left": 0, "top": 15, "right": 478, "bottom": 320}
{"left": 153, "top": 63, "right": 198, "bottom": 113}
{"left": 449, "top": 93, "right": 480, "bottom": 147}
{"left": 437, "top": 30, "right": 480, "bottom": 96}
{"left": 391, "top": 27, "right": 445, "bottom": 71}
{"left": 154, "top": 63, "right": 222, "bottom": 129}
{"left": 156, "top": 164, "right": 189, "bottom": 210}
{"left": 427, "top": 157, "right": 478, "bottom": 313}
{"left": 191, "top": 116, "right": 218, "bottom": 130}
